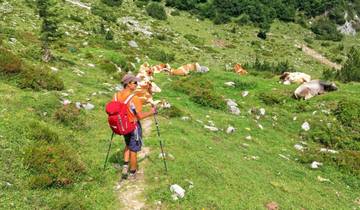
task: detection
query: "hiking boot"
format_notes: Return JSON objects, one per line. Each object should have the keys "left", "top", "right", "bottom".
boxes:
{"left": 128, "top": 172, "right": 137, "bottom": 181}
{"left": 121, "top": 165, "right": 129, "bottom": 179}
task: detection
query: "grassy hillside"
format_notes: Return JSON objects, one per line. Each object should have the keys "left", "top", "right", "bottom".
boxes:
{"left": 1, "top": 0, "right": 359, "bottom": 209}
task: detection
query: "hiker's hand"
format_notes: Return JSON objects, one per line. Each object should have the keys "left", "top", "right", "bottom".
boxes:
{"left": 151, "top": 106, "right": 158, "bottom": 115}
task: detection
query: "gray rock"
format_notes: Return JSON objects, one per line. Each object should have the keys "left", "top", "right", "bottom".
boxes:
{"left": 128, "top": 40, "right": 138, "bottom": 48}
{"left": 170, "top": 184, "right": 185, "bottom": 199}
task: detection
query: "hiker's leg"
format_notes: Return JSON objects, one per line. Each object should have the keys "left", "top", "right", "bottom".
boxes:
{"left": 123, "top": 146, "right": 130, "bottom": 163}
{"left": 129, "top": 151, "right": 137, "bottom": 172}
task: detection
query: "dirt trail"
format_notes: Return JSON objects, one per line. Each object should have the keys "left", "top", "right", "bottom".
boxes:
{"left": 64, "top": 0, "right": 91, "bottom": 10}
{"left": 116, "top": 118, "right": 153, "bottom": 210}
{"left": 295, "top": 43, "right": 342, "bottom": 70}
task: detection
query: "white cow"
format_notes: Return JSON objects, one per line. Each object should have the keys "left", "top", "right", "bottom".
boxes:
{"left": 294, "top": 80, "right": 338, "bottom": 100}
{"left": 280, "top": 72, "right": 311, "bottom": 85}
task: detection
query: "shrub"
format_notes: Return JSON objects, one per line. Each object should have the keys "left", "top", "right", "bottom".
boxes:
{"left": 236, "top": 14, "right": 251, "bottom": 26}
{"left": 54, "top": 104, "right": 81, "bottom": 126}
{"left": 24, "top": 142, "right": 86, "bottom": 188}
{"left": 304, "top": 37, "right": 313, "bottom": 44}
{"left": 101, "top": 0, "right": 122, "bottom": 7}
{"left": 146, "top": 3, "right": 167, "bottom": 20}
{"left": 170, "top": 9, "right": 180, "bottom": 16}
{"left": 336, "top": 47, "right": 360, "bottom": 82}
{"left": 184, "top": 34, "right": 205, "bottom": 46}
{"left": 233, "top": 80, "right": 257, "bottom": 90}
{"left": 105, "top": 30, "right": 113, "bottom": 40}
{"left": 91, "top": 4, "right": 117, "bottom": 22}
{"left": 333, "top": 99, "right": 360, "bottom": 128}
{"left": 148, "top": 48, "right": 175, "bottom": 63}
{"left": 259, "top": 91, "right": 289, "bottom": 105}
{"left": 99, "top": 60, "right": 118, "bottom": 74}
{"left": 172, "top": 75, "right": 226, "bottom": 110}
{"left": 27, "top": 121, "right": 59, "bottom": 144}
{"left": 19, "top": 66, "right": 64, "bottom": 91}
{"left": 160, "top": 105, "right": 184, "bottom": 118}
{"left": 135, "top": 0, "right": 149, "bottom": 8}
{"left": 0, "top": 48, "right": 22, "bottom": 74}
{"left": 322, "top": 68, "right": 337, "bottom": 80}
{"left": 310, "top": 18, "right": 343, "bottom": 41}
{"left": 244, "top": 57, "right": 291, "bottom": 75}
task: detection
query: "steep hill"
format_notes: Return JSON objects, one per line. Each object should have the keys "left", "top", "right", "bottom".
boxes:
{"left": 1, "top": 0, "right": 359, "bottom": 209}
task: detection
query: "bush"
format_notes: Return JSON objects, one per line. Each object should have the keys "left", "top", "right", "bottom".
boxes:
{"left": 19, "top": 66, "right": 64, "bottom": 91}
{"left": 333, "top": 100, "right": 360, "bottom": 128}
{"left": 160, "top": 105, "right": 184, "bottom": 118}
{"left": 24, "top": 142, "right": 86, "bottom": 188}
{"left": 184, "top": 34, "right": 205, "bottom": 46}
{"left": 236, "top": 14, "right": 251, "bottom": 26}
{"left": 172, "top": 75, "right": 226, "bottom": 110}
{"left": 232, "top": 80, "right": 257, "bottom": 90}
{"left": 54, "top": 104, "right": 81, "bottom": 126}
{"left": 146, "top": 3, "right": 167, "bottom": 20}
{"left": 91, "top": 4, "right": 117, "bottom": 22}
{"left": 310, "top": 18, "right": 343, "bottom": 41}
{"left": 135, "top": 0, "right": 149, "bottom": 8}
{"left": 99, "top": 60, "right": 118, "bottom": 74}
{"left": 259, "top": 91, "right": 289, "bottom": 105}
{"left": 148, "top": 48, "right": 175, "bottom": 63}
{"left": 170, "top": 9, "right": 180, "bottom": 16}
{"left": 101, "top": 0, "right": 122, "bottom": 7}
{"left": 244, "top": 57, "right": 291, "bottom": 75}
{"left": 0, "top": 48, "right": 22, "bottom": 74}
{"left": 336, "top": 47, "right": 360, "bottom": 82}
{"left": 27, "top": 121, "right": 60, "bottom": 144}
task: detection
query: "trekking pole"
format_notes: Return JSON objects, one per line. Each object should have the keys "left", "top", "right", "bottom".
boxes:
{"left": 103, "top": 132, "right": 115, "bottom": 170}
{"left": 153, "top": 110, "right": 168, "bottom": 173}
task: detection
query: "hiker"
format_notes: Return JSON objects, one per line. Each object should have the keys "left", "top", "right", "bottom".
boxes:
{"left": 114, "top": 73, "right": 157, "bottom": 179}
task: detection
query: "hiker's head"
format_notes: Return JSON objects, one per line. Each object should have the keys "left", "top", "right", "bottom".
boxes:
{"left": 122, "top": 74, "right": 140, "bottom": 90}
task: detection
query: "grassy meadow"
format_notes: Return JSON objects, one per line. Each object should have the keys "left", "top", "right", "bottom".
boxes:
{"left": 0, "top": 0, "right": 359, "bottom": 209}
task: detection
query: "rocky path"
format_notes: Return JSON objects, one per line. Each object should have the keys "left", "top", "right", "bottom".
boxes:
{"left": 116, "top": 118, "right": 153, "bottom": 210}
{"left": 64, "top": 0, "right": 91, "bottom": 10}
{"left": 296, "top": 43, "right": 342, "bottom": 70}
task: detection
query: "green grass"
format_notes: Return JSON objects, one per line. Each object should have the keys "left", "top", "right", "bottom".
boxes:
{"left": 0, "top": 0, "right": 359, "bottom": 209}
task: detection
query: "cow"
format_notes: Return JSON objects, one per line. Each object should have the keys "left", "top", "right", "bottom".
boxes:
{"left": 294, "top": 80, "right": 338, "bottom": 100}
{"left": 280, "top": 72, "right": 311, "bottom": 85}
{"left": 170, "top": 63, "right": 201, "bottom": 76}
{"left": 152, "top": 63, "right": 171, "bottom": 74}
{"left": 234, "top": 64, "right": 248, "bottom": 75}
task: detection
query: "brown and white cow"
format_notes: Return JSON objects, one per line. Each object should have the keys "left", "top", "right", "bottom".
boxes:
{"left": 294, "top": 80, "right": 337, "bottom": 100}
{"left": 152, "top": 63, "right": 171, "bottom": 74}
{"left": 280, "top": 72, "right": 311, "bottom": 85}
{"left": 234, "top": 64, "right": 248, "bottom": 75}
{"left": 135, "top": 63, "right": 163, "bottom": 105}
{"left": 170, "top": 63, "right": 201, "bottom": 76}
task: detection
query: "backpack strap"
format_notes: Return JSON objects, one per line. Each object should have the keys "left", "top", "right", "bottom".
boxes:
{"left": 114, "top": 93, "right": 118, "bottom": 102}
{"left": 124, "top": 94, "right": 135, "bottom": 104}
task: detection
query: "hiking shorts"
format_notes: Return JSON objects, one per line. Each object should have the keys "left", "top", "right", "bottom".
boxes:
{"left": 124, "top": 122, "right": 142, "bottom": 152}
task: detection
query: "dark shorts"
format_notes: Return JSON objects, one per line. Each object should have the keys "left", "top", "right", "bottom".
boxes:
{"left": 124, "top": 122, "right": 142, "bottom": 152}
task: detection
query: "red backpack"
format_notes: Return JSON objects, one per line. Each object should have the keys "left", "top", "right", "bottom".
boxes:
{"left": 105, "top": 94, "right": 136, "bottom": 135}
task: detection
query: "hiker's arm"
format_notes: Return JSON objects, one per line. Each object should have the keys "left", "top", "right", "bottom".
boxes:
{"left": 136, "top": 107, "right": 156, "bottom": 120}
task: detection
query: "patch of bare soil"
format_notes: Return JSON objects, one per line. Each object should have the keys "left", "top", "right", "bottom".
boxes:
{"left": 295, "top": 43, "right": 342, "bottom": 70}
{"left": 116, "top": 118, "right": 153, "bottom": 210}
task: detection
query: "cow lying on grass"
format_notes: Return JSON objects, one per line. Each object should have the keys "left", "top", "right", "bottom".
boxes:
{"left": 170, "top": 63, "right": 209, "bottom": 76}
{"left": 294, "top": 80, "right": 338, "bottom": 100}
{"left": 280, "top": 72, "right": 311, "bottom": 85}
{"left": 234, "top": 64, "right": 248, "bottom": 75}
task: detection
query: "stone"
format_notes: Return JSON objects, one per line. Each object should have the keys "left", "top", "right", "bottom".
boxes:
{"left": 83, "top": 103, "right": 94, "bottom": 110}
{"left": 320, "top": 148, "right": 338, "bottom": 154}
{"left": 242, "top": 91, "right": 249, "bottom": 97}
{"left": 226, "top": 126, "right": 235, "bottom": 134}
{"left": 87, "top": 63, "right": 95, "bottom": 68}
{"left": 204, "top": 125, "right": 218, "bottom": 132}
{"left": 170, "top": 184, "right": 185, "bottom": 198}
{"left": 259, "top": 108, "right": 266, "bottom": 116}
{"left": 128, "top": 40, "right": 138, "bottom": 48}
{"left": 317, "top": 176, "right": 331, "bottom": 182}
{"left": 301, "top": 122, "right": 310, "bottom": 131}
{"left": 62, "top": 99, "right": 71, "bottom": 105}
{"left": 229, "top": 106, "right": 240, "bottom": 115}
{"left": 294, "top": 144, "right": 304, "bottom": 151}
{"left": 245, "top": 135, "right": 252, "bottom": 140}
{"left": 50, "top": 67, "right": 59, "bottom": 72}
{"left": 310, "top": 161, "right": 323, "bottom": 169}
{"left": 181, "top": 116, "right": 190, "bottom": 121}
{"left": 224, "top": 82, "right": 235, "bottom": 87}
